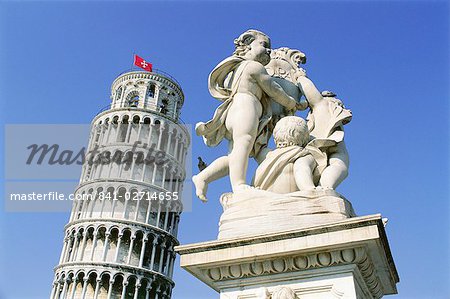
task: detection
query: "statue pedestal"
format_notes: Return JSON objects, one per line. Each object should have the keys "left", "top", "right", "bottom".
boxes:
{"left": 176, "top": 214, "right": 398, "bottom": 299}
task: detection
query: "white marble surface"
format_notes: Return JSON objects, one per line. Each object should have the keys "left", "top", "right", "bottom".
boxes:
{"left": 176, "top": 214, "right": 399, "bottom": 299}
{"left": 218, "top": 188, "right": 355, "bottom": 240}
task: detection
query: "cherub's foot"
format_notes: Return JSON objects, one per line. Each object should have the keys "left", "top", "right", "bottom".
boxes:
{"left": 193, "top": 174, "right": 208, "bottom": 203}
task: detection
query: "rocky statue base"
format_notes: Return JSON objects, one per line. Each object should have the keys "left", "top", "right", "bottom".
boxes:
{"left": 218, "top": 189, "right": 355, "bottom": 240}
{"left": 176, "top": 214, "right": 399, "bottom": 299}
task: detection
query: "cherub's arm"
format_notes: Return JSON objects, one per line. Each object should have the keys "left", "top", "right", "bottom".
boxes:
{"left": 295, "top": 76, "right": 323, "bottom": 107}
{"left": 249, "top": 62, "right": 297, "bottom": 110}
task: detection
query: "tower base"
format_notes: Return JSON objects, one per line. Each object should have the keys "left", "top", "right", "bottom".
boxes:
{"left": 175, "top": 214, "right": 399, "bottom": 299}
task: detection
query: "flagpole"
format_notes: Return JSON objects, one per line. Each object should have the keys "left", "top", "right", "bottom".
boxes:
{"left": 131, "top": 52, "right": 135, "bottom": 71}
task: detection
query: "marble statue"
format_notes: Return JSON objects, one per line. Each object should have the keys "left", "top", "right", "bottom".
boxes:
{"left": 179, "top": 30, "right": 399, "bottom": 299}
{"left": 193, "top": 30, "right": 354, "bottom": 237}
{"left": 194, "top": 29, "right": 303, "bottom": 201}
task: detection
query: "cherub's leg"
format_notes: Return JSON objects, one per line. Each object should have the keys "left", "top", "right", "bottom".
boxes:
{"left": 225, "top": 94, "right": 261, "bottom": 192}
{"left": 227, "top": 120, "right": 258, "bottom": 192}
{"left": 193, "top": 156, "right": 229, "bottom": 202}
{"left": 319, "top": 142, "right": 349, "bottom": 189}
{"left": 294, "top": 155, "right": 316, "bottom": 191}
{"left": 228, "top": 132, "right": 257, "bottom": 192}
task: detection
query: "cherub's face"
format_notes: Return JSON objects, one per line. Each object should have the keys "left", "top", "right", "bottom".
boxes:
{"left": 247, "top": 35, "right": 271, "bottom": 65}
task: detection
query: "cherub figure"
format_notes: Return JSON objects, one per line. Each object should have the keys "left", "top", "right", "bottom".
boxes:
{"left": 253, "top": 116, "right": 328, "bottom": 193}
{"left": 253, "top": 106, "right": 351, "bottom": 192}
{"left": 293, "top": 71, "right": 352, "bottom": 190}
{"left": 194, "top": 29, "right": 301, "bottom": 201}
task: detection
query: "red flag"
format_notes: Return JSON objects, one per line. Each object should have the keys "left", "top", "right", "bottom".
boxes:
{"left": 134, "top": 54, "right": 153, "bottom": 72}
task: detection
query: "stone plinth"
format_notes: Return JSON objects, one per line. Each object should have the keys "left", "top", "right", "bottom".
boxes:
{"left": 176, "top": 214, "right": 398, "bottom": 299}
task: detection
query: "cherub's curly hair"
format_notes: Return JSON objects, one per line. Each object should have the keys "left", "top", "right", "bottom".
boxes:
{"left": 273, "top": 116, "right": 310, "bottom": 148}
{"left": 233, "top": 29, "right": 270, "bottom": 57}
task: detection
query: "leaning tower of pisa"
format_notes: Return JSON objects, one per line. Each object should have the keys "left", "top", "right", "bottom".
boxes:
{"left": 51, "top": 70, "right": 190, "bottom": 299}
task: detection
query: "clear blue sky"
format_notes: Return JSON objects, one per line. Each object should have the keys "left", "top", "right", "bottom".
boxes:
{"left": 0, "top": 1, "right": 449, "bottom": 298}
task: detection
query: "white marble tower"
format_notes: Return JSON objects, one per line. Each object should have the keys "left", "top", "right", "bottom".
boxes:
{"left": 51, "top": 70, "right": 190, "bottom": 299}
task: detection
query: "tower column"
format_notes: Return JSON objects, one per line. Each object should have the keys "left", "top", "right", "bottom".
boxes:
{"left": 102, "top": 232, "right": 111, "bottom": 261}
{"left": 110, "top": 196, "right": 117, "bottom": 217}
{"left": 146, "top": 123, "right": 155, "bottom": 148}
{"left": 100, "top": 122, "right": 110, "bottom": 145}
{"left": 166, "top": 130, "right": 173, "bottom": 156}
{"left": 122, "top": 195, "right": 129, "bottom": 219}
{"left": 106, "top": 279, "right": 114, "bottom": 299}
{"left": 99, "top": 196, "right": 107, "bottom": 217}
{"left": 173, "top": 136, "right": 180, "bottom": 160}
{"left": 106, "top": 120, "right": 114, "bottom": 143}
{"left": 80, "top": 277, "right": 89, "bottom": 299}
{"left": 168, "top": 170, "right": 175, "bottom": 191}
{"left": 115, "top": 233, "right": 123, "bottom": 262}
{"left": 145, "top": 285, "right": 152, "bottom": 299}
{"left": 116, "top": 121, "right": 123, "bottom": 143}
{"left": 150, "top": 237, "right": 158, "bottom": 270}
{"left": 125, "top": 121, "right": 133, "bottom": 143}
{"left": 93, "top": 278, "right": 101, "bottom": 299}
{"left": 161, "top": 166, "right": 167, "bottom": 189}
{"left": 163, "top": 202, "right": 171, "bottom": 231}
{"left": 120, "top": 281, "right": 128, "bottom": 299}
{"left": 155, "top": 202, "right": 162, "bottom": 228}
{"left": 88, "top": 196, "right": 96, "bottom": 217}
{"left": 151, "top": 164, "right": 158, "bottom": 185}
{"left": 133, "top": 282, "right": 141, "bottom": 299}
{"left": 70, "top": 232, "right": 81, "bottom": 261}
{"left": 158, "top": 243, "right": 167, "bottom": 273}
{"left": 139, "top": 236, "right": 148, "bottom": 267}
{"left": 69, "top": 201, "right": 78, "bottom": 222}
{"left": 169, "top": 211, "right": 177, "bottom": 235}
{"left": 145, "top": 198, "right": 152, "bottom": 224}
{"left": 60, "top": 277, "right": 69, "bottom": 299}
{"left": 90, "top": 231, "right": 98, "bottom": 261}
{"left": 174, "top": 215, "right": 180, "bottom": 236}
{"left": 78, "top": 230, "right": 88, "bottom": 261}
{"left": 69, "top": 277, "right": 78, "bottom": 299}
{"left": 64, "top": 235, "right": 74, "bottom": 262}
{"left": 127, "top": 234, "right": 136, "bottom": 264}
{"left": 134, "top": 192, "right": 142, "bottom": 221}
{"left": 50, "top": 281, "right": 58, "bottom": 299}
{"left": 59, "top": 235, "right": 69, "bottom": 264}
{"left": 173, "top": 179, "right": 180, "bottom": 202}
{"left": 136, "top": 120, "right": 143, "bottom": 142}
{"left": 168, "top": 250, "right": 176, "bottom": 277}
{"left": 97, "top": 123, "right": 106, "bottom": 147}
{"left": 157, "top": 124, "right": 165, "bottom": 150}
